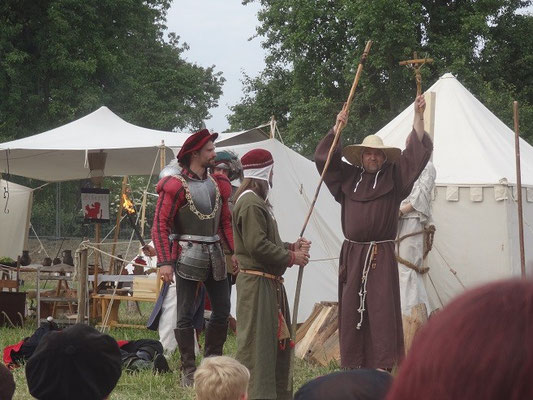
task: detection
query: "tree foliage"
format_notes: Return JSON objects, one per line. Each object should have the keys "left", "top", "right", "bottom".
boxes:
{"left": 0, "top": 1, "right": 225, "bottom": 238}
{"left": 0, "top": 0, "right": 224, "bottom": 141}
{"left": 230, "top": 0, "right": 533, "bottom": 156}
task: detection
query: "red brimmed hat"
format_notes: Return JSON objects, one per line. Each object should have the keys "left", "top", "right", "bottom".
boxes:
{"left": 241, "top": 149, "right": 273, "bottom": 170}
{"left": 177, "top": 129, "right": 218, "bottom": 162}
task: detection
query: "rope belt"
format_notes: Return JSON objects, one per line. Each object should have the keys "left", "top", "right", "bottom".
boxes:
{"left": 345, "top": 239, "right": 395, "bottom": 330}
{"left": 240, "top": 269, "right": 284, "bottom": 283}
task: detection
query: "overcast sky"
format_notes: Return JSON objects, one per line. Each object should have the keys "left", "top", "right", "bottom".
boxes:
{"left": 166, "top": 1, "right": 266, "bottom": 133}
{"left": 166, "top": 3, "right": 532, "bottom": 134}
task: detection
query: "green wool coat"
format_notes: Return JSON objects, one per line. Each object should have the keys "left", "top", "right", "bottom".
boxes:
{"left": 233, "top": 190, "right": 293, "bottom": 400}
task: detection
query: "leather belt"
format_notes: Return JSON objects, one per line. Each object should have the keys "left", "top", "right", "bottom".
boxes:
{"left": 240, "top": 269, "right": 284, "bottom": 283}
{"left": 169, "top": 234, "right": 220, "bottom": 243}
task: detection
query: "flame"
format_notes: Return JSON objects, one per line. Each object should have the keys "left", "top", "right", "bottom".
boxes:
{"left": 122, "top": 194, "right": 136, "bottom": 214}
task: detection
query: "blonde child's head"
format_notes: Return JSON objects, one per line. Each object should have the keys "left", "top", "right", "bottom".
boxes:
{"left": 194, "top": 356, "right": 250, "bottom": 400}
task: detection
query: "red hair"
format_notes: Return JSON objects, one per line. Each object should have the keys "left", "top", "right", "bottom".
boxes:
{"left": 387, "top": 279, "right": 533, "bottom": 400}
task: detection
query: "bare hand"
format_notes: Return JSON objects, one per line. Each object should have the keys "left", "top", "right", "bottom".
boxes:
{"left": 142, "top": 245, "right": 156, "bottom": 257}
{"left": 295, "top": 238, "right": 312, "bottom": 253}
{"left": 415, "top": 95, "right": 426, "bottom": 114}
{"left": 159, "top": 265, "right": 174, "bottom": 283}
{"left": 293, "top": 250, "right": 310, "bottom": 267}
{"left": 231, "top": 254, "right": 240, "bottom": 276}
{"left": 335, "top": 108, "right": 348, "bottom": 130}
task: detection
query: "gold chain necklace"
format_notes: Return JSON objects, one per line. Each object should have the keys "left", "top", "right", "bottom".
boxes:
{"left": 175, "top": 174, "right": 220, "bottom": 220}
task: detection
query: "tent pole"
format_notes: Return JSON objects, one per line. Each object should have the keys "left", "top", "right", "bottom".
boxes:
{"left": 513, "top": 101, "right": 526, "bottom": 278}
{"left": 77, "top": 248, "right": 88, "bottom": 324}
{"left": 424, "top": 92, "right": 436, "bottom": 161}
{"left": 269, "top": 116, "right": 276, "bottom": 139}
{"left": 109, "top": 176, "right": 128, "bottom": 274}
{"left": 160, "top": 140, "right": 166, "bottom": 171}
{"left": 288, "top": 40, "right": 373, "bottom": 391}
{"left": 140, "top": 190, "right": 147, "bottom": 238}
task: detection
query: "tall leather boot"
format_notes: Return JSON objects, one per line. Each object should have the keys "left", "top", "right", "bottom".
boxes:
{"left": 204, "top": 321, "right": 228, "bottom": 357}
{"left": 174, "top": 327, "right": 196, "bottom": 387}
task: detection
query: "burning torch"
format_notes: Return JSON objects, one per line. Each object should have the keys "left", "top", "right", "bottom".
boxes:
{"left": 122, "top": 194, "right": 147, "bottom": 248}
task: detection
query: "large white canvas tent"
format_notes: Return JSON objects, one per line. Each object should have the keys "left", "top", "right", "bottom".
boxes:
{"left": 0, "top": 179, "right": 33, "bottom": 260}
{"left": 0, "top": 106, "right": 269, "bottom": 181}
{"left": 377, "top": 73, "right": 533, "bottom": 310}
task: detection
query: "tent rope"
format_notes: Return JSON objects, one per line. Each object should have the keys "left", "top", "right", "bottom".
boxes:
{"left": 29, "top": 223, "right": 50, "bottom": 258}
{"left": 431, "top": 243, "right": 466, "bottom": 289}
{"left": 426, "top": 271, "right": 445, "bottom": 308}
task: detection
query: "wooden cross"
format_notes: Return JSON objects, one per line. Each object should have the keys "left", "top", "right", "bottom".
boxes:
{"left": 399, "top": 52, "right": 434, "bottom": 97}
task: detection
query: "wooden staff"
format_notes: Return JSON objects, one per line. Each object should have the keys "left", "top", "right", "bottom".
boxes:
{"left": 288, "top": 40, "right": 373, "bottom": 389}
{"left": 513, "top": 101, "right": 526, "bottom": 278}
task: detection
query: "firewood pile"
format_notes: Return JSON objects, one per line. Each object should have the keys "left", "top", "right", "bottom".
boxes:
{"left": 295, "top": 301, "right": 340, "bottom": 366}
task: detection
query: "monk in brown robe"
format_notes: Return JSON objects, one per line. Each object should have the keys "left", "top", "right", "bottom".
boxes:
{"left": 315, "top": 95, "right": 432, "bottom": 369}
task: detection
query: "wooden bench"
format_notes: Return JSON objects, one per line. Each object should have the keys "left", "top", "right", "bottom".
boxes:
{"left": 92, "top": 270, "right": 161, "bottom": 329}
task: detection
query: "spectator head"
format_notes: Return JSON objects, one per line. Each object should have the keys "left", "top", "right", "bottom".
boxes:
{"left": 25, "top": 323, "right": 121, "bottom": 400}
{"left": 294, "top": 369, "right": 392, "bottom": 400}
{"left": 0, "top": 363, "right": 16, "bottom": 400}
{"left": 387, "top": 279, "right": 533, "bottom": 400}
{"left": 194, "top": 356, "right": 250, "bottom": 400}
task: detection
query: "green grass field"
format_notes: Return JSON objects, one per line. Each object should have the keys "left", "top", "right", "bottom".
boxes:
{"left": 2, "top": 283, "right": 338, "bottom": 399}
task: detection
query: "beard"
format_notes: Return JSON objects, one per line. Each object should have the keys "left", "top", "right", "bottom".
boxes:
{"left": 204, "top": 158, "right": 216, "bottom": 168}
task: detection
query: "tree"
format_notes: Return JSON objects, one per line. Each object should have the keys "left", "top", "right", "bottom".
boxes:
{"left": 230, "top": 0, "right": 533, "bottom": 154}
{"left": 0, "top": 0, "right": 224, "bottom": 141}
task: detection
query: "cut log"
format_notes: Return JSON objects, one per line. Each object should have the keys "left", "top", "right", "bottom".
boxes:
{"left": 309, "top": 329, "right": 340, "bottom": 366}
{"left": 295, "top": 302, "right": 341, "bottom": 366}
{"left": 295, "top": 302, "right": 323, "bottom": 343}
{"left": 402, "top": 302, "right": 428, "bottom": 354}
{"left": 304, "top": 304, "right": 339, "bottom": 366}
{"left": 295, "top": 304, "right": 332, "bottom": 359}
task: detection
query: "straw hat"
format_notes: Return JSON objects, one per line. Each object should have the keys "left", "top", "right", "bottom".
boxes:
{"left": 342, "top": 135, "right": 401, "bottom": 167}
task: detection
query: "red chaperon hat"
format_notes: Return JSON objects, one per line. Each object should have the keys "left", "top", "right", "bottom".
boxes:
{"left": 241, "top": 149, "right": 273, "bottom": 170}
{"left": 177, "top": 129, "right": 218, "bottom": 161}
{"left": 241, "top": 149, "right": 274, "bottom": 182}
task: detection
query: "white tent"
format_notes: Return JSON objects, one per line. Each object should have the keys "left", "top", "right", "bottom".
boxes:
{"left": 218, "top": 139, "right": 342, "bottom": 321}
{"left": 0, "top": 179, "right": 33, "bottom": 260}
{"left": 0, "top": 106, "right": 269, "bottom": 181}
{"left": 377, "top": 73, "right": 533, "bottom": 310}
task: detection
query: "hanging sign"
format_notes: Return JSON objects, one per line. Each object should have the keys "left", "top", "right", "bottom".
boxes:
{"left": 81, "top": 188, "right": 110, "bottom": 223}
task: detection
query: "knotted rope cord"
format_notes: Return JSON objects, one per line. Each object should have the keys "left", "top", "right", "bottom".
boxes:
{"left": 395, "top": 225, "right": 436, "bottom": 274}
{"left": 349, "top": 239, "right": 395, "bottom": 330}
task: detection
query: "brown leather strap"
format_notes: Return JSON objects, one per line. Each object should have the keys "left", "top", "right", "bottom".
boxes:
{"left": 240, "top": 269, "right": 284, "bottom": 283}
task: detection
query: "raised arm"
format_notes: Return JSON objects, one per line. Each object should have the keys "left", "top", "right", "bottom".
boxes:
{"left": 314, "top": 110, "right": 350, "bottom": 203}
{"left": 413, "top": 95, "right": 426, "bottom": 141}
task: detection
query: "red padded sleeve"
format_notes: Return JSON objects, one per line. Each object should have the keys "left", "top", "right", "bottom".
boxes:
{"left": 151, "top": 176, "right": 185, "bottom": 267}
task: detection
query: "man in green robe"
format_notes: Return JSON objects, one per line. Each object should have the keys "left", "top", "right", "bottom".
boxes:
{"left": 233, "top": 149, "right": 311, "bottom": 400}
